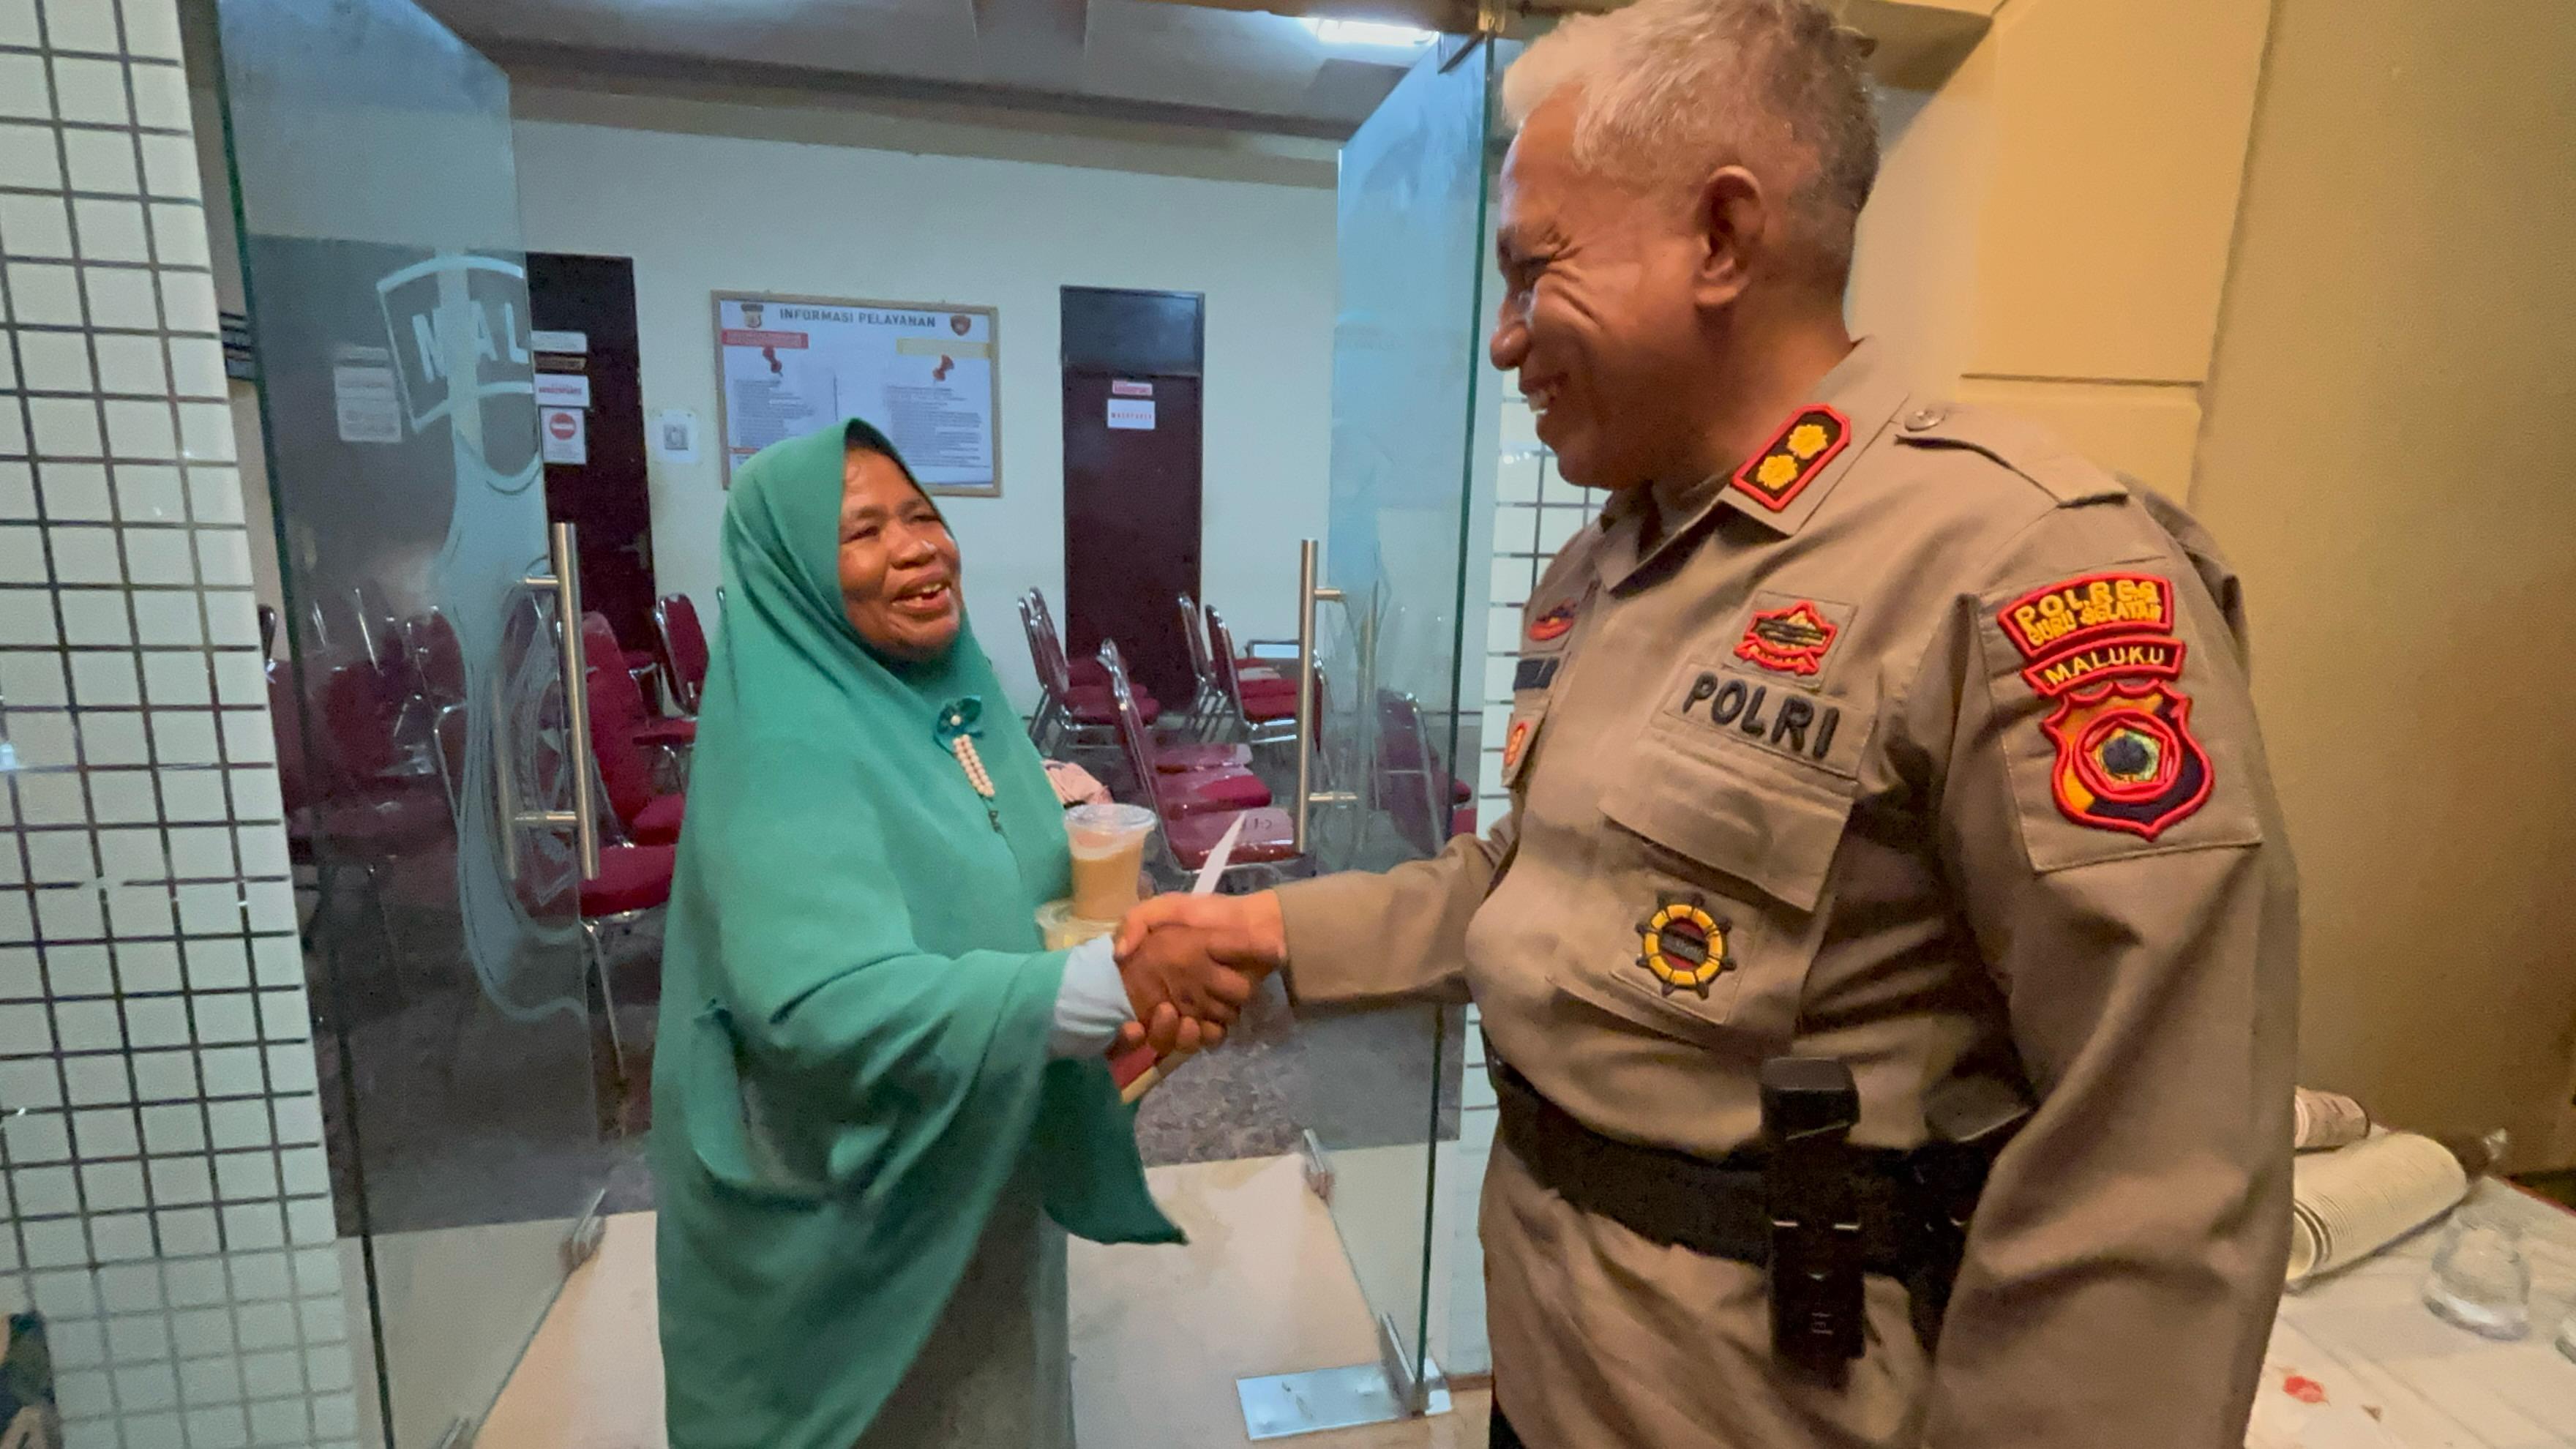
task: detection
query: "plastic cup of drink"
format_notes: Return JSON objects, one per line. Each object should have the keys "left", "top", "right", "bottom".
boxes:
{"left": 1065, "top": 803, "right": 1157, "bottom": 922}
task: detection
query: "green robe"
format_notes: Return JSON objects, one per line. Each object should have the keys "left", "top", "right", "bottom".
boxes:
{"left": 650, "top": 420, "right": 1179, "bottom": 1449}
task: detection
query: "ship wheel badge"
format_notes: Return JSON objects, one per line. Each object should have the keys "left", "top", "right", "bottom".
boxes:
{"left": 1636, "top": 894, "right": 1730, "bottom": 997}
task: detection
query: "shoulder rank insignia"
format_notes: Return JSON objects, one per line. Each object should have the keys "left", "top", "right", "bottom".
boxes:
{"left": 1735, "top": 599, "right": 1839, "bottom": 676}
{"left": 1637, "top": 894, "right": 1730, "bottom": 997}
{"left": 1998, "top": 572, "right": 2211, "bottom": 839}
{"left": 1731, "top": 404, "right": 1850, "bottom": 512}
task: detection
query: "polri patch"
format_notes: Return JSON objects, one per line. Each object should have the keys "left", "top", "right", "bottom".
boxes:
{"left": 1996, "top": 572, "right": 2173, "bottom": 662}
{"left": 1674, "top": 668, "right": 1844, "bottom": 767}
{"left": 2043, "top": 679, "right": 2212, "bottom": 840}
{"left": 1730, "top": 405, "right": 1850, "bottom": 512}
{"left": 1735, "top": 599, "right": 1840, "bottom": 677}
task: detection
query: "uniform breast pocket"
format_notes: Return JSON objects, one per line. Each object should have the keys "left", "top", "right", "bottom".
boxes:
{"left": 1549, "top": 736, "right": 1856, "bottom": 1052}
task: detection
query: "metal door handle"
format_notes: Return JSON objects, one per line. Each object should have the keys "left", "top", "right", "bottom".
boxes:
{"left": 1294, "top": 539, "right": 1354, "bottom": 853}
{"left": 522, "top": 522, "right": 603, "bottom": 880}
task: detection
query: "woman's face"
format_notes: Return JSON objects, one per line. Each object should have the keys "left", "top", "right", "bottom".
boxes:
{"left": 839, "top": 448, "right": 962, "bottom": 662}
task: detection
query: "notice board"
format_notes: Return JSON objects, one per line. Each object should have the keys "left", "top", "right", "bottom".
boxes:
{"left": 712, "top": 292, "right": 1000, "bottom": 494}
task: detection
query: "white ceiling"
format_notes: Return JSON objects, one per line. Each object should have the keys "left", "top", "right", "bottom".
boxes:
{"left": 421, "top": 0, "right": 1427, "bottom": 133}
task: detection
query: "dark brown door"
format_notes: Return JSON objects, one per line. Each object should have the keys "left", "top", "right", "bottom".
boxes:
{"left": 528, "top": 253, "right": 656, "bottom": 652}
{"left": 1061, "top": 288, "right": 1203, "bottom": 705}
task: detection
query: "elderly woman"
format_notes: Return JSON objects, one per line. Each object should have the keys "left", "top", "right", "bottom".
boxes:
{"left": 651, "top": 419, "right": 1247, "bottom": 1448}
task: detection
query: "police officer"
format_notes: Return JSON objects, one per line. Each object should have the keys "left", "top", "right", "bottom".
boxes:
{"left": 1117, "top": 1, "right": 2296, "bottom": 1443}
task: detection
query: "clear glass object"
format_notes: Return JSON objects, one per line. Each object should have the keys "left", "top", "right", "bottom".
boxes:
{"left": 2422, "top": 1209, "right": 2534, "bottom": 1340}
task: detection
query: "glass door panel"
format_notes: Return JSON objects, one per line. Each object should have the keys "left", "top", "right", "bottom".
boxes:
{"left": 1298, "top": 34, "right": 1505, "bottom": 1402}
{"left": 208, "top": 0, "right": 613, "bottom": 1441}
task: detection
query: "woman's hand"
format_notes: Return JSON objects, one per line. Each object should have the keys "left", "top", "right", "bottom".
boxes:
{"left": 1113, "top": 891, "right": 1288, "bottom": 976}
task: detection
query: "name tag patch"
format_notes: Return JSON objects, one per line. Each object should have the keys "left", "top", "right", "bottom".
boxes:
{"left": 1513, "top": 656, "right": 1560, "bottom": 692}
{"left": 1674, "top": 668, "right": 1843, "bottom": 765}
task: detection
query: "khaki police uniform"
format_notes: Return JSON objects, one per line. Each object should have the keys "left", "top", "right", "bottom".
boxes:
{"left": 1274, "top": 337, "right": 2297, "bottom": 1448}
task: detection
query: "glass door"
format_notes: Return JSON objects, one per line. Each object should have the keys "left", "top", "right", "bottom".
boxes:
{"left": 206, "top": 1, "right": 615, "bottom": 1442}
{"left": 1292, "top": 32, "right": 1509, "bottom": 1412}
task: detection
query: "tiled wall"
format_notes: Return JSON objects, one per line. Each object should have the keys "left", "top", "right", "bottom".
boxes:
{"left": 0, "top": 1, "right": 360, "bottom": 1445}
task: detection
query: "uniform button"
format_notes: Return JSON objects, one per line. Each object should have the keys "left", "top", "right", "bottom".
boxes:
{"left": 1904, "top": 405, "right": 1947, "bottom": 432}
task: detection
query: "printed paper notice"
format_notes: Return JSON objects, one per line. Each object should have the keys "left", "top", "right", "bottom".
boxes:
{"left": 715, "top": 296, "right": 997, "bottom": 492}
{"left": 542, "top": 406, "right": 586, "bottom": 465}
{"left": 332, "top": 363, "right": 402, "bottom": 445}
{"left": 1107, "top": 397, "right": 1156, "bottom": 431}
{"left": 534, "top": 372, "right": 591, "bottom": 409}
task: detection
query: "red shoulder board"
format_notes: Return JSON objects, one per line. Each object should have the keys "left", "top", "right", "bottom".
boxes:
{"left": 1730, "top": 405, "right": 1851, "bottom": 512}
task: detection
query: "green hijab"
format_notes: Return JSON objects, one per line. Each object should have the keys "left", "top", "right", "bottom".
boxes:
{"left": 650, "top": 420, "right": 1178, "bottom": 1449}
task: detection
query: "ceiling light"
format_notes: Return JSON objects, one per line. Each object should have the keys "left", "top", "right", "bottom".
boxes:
{"left": 1301, "top": 17, "right": 1439, "bottom": 50}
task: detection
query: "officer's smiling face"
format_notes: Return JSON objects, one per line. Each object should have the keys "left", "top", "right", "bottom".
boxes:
{"left": 1491, "top": 91, "right": 1722, "bottom": 493}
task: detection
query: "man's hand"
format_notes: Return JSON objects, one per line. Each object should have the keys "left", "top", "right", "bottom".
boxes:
{"left": 1113, "top": 891, "right": 1289, "bottom": 976}
{"left": 1111, "top": 924, "right": 1254, "bottom": 1056}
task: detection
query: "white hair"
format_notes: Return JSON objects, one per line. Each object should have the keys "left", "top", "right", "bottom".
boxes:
{"left": 1501, "top": 0, "right": 1879, "bottom": 277}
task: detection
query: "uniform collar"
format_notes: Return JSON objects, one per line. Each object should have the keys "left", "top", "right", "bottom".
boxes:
{"left": 1595, "top": 337, "right": 1910, "bottom": 586}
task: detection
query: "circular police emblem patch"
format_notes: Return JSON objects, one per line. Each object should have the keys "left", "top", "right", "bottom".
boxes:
{"left": 1636, "top": 894, "right": 1729, "bottom": 997}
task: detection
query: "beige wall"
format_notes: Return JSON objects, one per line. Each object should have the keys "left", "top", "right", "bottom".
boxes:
{"left": 2193, "top": 0, "right": 2576, "bottom": 1167}
{"left": 1852, "top": 0, "right": 2270, "bottom": 501}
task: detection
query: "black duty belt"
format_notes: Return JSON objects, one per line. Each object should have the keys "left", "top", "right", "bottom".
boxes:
{"left": 1489, "top": 1055, "right": 1922, "bottom": 1279}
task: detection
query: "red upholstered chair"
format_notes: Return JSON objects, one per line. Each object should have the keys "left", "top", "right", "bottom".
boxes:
{"left": 1101, "top": 650, "right": 1303, "bottom": 886}
{"left": 1205, "top": 610, "right": 1308, "bottom": 752}
{"left": 580, "top": 613, "right": 686, "bottom": 847}
{"left": 1020, "top": 590, "right": 1158, "bottom": 753}
{"left": 1097, "top": 643, "right": 1271, "bottom": 817}
{"left": 581, "top": 613, "right": 695, "bottom": 753}
{"left": 654, "top": 594, "right": 711, "bottom": 715}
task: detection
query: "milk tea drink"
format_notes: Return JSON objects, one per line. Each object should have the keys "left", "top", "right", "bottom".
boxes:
{"left": 1064, "top": 804, "right": 1156, "bottom": 921}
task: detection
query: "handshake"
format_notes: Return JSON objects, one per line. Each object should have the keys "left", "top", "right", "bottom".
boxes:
{"left": 1106, "top": 891, "right": 1291, "bottom": 1059}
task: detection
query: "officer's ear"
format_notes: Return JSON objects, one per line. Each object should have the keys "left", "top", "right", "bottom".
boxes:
{"left": 1688, "top": 164, "right": 1767, "bottom": 311}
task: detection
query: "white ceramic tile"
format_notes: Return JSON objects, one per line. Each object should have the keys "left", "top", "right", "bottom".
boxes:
{"left": 0, "top": 998, "right": 52, "bottom": 1053}
{"left": 177, "top": 398, "right": 231, "bottom": 460}
{"left": 49, "top": 1000, "right": 121, "bottom": 1056}
{"left": 215, "top": 1151, "right": 279, "bottom": 1207}
{"left": 170, "top": 1307, "right": 233, "bottom": 1359}
{"left": 0, "top": 586, "right": 61, "bottom": 643}
{"left": 29, "top": 393, "right": 102, "bottom": 454}
{"left": 72, "top": 198, "right": 149, "bottom": 264}
{"left": 179, "top": 1356, "right": 244, "bottom": 1407}
{"left": 237, "top": 1346, "right": 297, "bottom": 1400}
{"left": 91, "top": 329, "right": 163, "bottom": 394}
{"left": 227, "top": 766, "right": 280, "bottom": 825}
{"left": 247, "top": 935, "right": 295, "bottom": 988}
{"left": 138, "top": 648, "right": 205, "bottom": 704}
{"left": 0, "top": 334, "right": 14, "bottom": 392}
{"left": 0, "top": 0, "right": 38, "bottom": 47}
{"left": 46, "top": 57, "right": 129, "bottom": 127}
{"left": 55, "top": 586, "right": 127, "bottom": 645}
{"left": 231, "top": 1301, "right": 293, "bottom": 1352}
{"left": 170, "top": 880, "right": 234, "bottom": 936}
{"left": 0, "top": 459, "right": 34, "bottom": 514}
{"left": 0, "top": 941, "right": 37, "bottom": 991}
{"left": 0, "top": 121, "right": 63, "bottom": 190}
{"left": 128, "top": 59, "right": 188, "bottom": 131}
{"left": 191, "top": 996, "right": 255, "bottom": 1049}
{"left": 40, "top": 459, "right": 116, "bottom": 520}
{"left": 203, "top": 588, "right": 254, "bottom": 646}
{"left": 194, "top": 1043, "right": 257, "bottom": 1096}
{"left": 207, "top": 649, "right": 260, "bottom": 707}
{"left": 13, "top": 771, "right": 89, "bottom": 825}
{"left": 153, "top": 1205, "right": 217, "bottom": 1256}
{"left": 0, "top": 401, "right": 23, "bottom": 458}
{"left": 165, "top": 334, "right": 222, "bottom": 398}
{"left": 77, "top": 709, "right": 149, "bottom": 765}
{"left": 121, "top": 997, "right": 186, "bottom": 1054}
{"left": 11, "top": 1166, "right": 77, "bottom": 1218}
{"left": 34, "top": 880, "right": 105, "bottom": 938}
{"left": 182, "top": 936, "right": 247, "bottom": 989}
{"left": 0, "top": 520, "right": 42, "bottom": 578}
{"left": 26, "top": 830, "right": 100, "bottom": 886}
{"left": 68, "top": 648, "right": 138, "bottom": 704}
{"left": 156, "top": 765, "right": 221, "bottom": 820}
{"left": 105, "top": 396, "right": 175, "bottom": 457}
{"left": 149, "top": 705, "right": 217, "bottom": 764}
{"left": 195, "top": 527, "right": 250, "bottom": 587}
{"left": 52, "top": 1371, "right": 113, "bottom": 1421}
{"left": 187, "top": 463, "right": 242, "bottom": 523}
{"left": 0, "top": 54, "right": 48, "bottom": 122}
{"left": 0, "top": 647, "right": 71, "bottom": 705}
{"left": 79, "top": 261, "right": 154, "bottom": 328}
{"left": 164, "top": 823, "right": 227, "bottom": 876}
{"left": 149, "top": 200, "right": 206, "bottom": 268}
{"left": 121, "top": 0, "right": 185, "bottom": 61}
{"left": 7, "top": 709, "right": 75, "bottom": 770}
{"left": 70, "top": 1104, "right": 138, "bottom": 1158}
{"left": 162, "top": 271, "right": 217, "bottom": 339}
{"left": 84, "top": 767, "right": 156, "bottom": 821}
{"left": 132, "top": 1054, "right": 197, "bottom": 1109}
{"left": 285, "top": 1197, "right": 332, "bottom": 1247}
{"left": 201, "top": 1099, "right": 261, "bottom": 1153}
{"left": 116, "top": 461, "right": 184, "bottom": 520}
{"left": 246, "top": 1399, "right": 305, "bottom": 1443}
{"left": 60, "top": 127, "right": 139, "bottom": 195}
{"left": 0, "top": 888, "right": 34, "bottom": 943}
{"left": 38, "top": 0, "right": 122, "bottom": 53}
{"left": 6, "top": 1104, "right": 72, "bottom": 1160}
{"left": 235, "top": 826, "right": 285, "bottom": 880}
{"left": 18, "top": 325, "right": 93, "bottom": 392}
{"left": 126, "top": 586, "right": 195, "bottom": 643}
{"left": 138, "top": 1104, "right": 201, "bottom": 1156}
{"left": 59, "top": 1054, "right": 127, "bottom": 1104}
{"left": 7, "top": 266, "right": 84, "bottom": 334}
{"left": 254, "top": 987, "right": 296, "bottom": 1039}
{"left": 45, "top": 521, "right": 119, "bottom": 583}
{"left": 146, "top": 1153, "right": 212, "bottom": 1206}
{"left": 21, "top": 1218, "right": 89, "bottom": 1270}
{"left": 121, "top": 524, "right": 191, "bottom": 584}
{"left": 135, "top": 132, "right": 195, "bottom": 201}
{"left": 89, "top": 1212, "right": 152, "bottom": 1262}
{"left": 118, "top": 938, "right": 179, "bottom": 992}
{"left": 1, "top": 192, "right": 77, "bottom": 258}
{"left": 277, "top": 1145, "right": 326, "bottom": 1196}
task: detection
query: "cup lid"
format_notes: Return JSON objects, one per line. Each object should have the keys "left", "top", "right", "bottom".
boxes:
{"left": 1065, "top": 802, "right": 1156, "bottom": 834}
